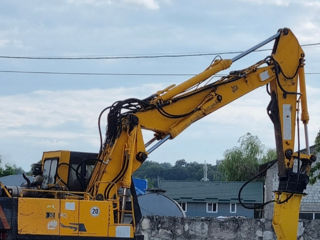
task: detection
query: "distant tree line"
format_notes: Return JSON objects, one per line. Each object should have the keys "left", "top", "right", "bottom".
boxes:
{"left": 133, "top": 159, "right": 224, "bottom": 187}
{"left": 134, "top": 133, "right": 276, "bottom": 187}
{"left": 0, "top": 155, "right": 24, "bottom": 177}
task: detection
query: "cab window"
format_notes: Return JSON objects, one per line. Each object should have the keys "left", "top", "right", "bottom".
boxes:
{"left": 42, "top": 158, "right": 58, "bottom": 187}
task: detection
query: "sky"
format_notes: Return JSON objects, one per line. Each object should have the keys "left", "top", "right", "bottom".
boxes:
{"left": 0, "top": 0, "right": 319, "bottom": 171}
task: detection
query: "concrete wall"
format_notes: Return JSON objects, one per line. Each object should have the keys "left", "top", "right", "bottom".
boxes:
{"left": 185, "top": 202, "right": 254, "bottom": 218}
{"left": 136, "top": 216, "right": 320, "bottom": 240}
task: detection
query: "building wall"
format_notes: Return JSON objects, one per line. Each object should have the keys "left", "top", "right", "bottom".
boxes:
{"left": 264, "top": 151, "right": 320, "bottom": 220}
{"left": 183, "top": 202, "right": 254, "bottom": 218}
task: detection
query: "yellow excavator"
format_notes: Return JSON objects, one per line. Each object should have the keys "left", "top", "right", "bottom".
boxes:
{"left": 0, "top": 28, "right": 316, "bottom": 240}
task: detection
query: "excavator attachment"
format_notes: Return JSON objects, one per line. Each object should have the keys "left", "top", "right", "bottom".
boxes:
{"left": 272, "top": 192, "right": 303, "bottom": 240}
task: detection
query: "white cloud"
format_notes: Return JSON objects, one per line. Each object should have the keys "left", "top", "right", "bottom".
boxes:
{"left": 0, "top": 39, "right": 9, "bottom": 48}
{"left": 124, "top": 0, "right": 160, "bottom": 9}
{"left": 66, "top": 0, "right": 112, "bottom": 6}
{"left": 239, "top": 0, "right": 320, "bottom": 8}
{"left": 0, "top": 29, "right": 28, "bottom": 51}
{"left": 239, "top": 0, "right": 291, "bottom": 6}
{"left": 1, "top": 83, "right": 318, "bottom": 142}
{"left": 301, "top": 1, "right": 320, "bottom": 8}
{"left": 0, "top": 84, "right": 164, "bottom": 133}
{"left": 295, "top": 21, "right": 320, "bottom": 43}
{"left": 67, "top": 0, "right": 162, "bottom": 9}
{"left": 306, "top": 86, "right": 320, "bottom": 137}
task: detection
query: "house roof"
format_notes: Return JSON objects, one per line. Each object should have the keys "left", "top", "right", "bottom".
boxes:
{"left": 301, "top": 144, "right": 316, "bottom": 154}
{"left": 159, "top": 180, "right": 263, "bottom": 203}
{"left": 0, "top": 174, "right": 33, "bottom": 186}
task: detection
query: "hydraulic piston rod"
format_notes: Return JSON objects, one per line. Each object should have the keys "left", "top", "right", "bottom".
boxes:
{"left": 232, "top": 31, "right": 281, "bottom": 62}
{"left": 147, "top": 134, "right": 171, "bottom": 154}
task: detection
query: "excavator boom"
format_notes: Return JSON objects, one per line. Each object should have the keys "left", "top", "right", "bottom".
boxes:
{"left": 0, "top": 28, "right": 314, "bottom": 240}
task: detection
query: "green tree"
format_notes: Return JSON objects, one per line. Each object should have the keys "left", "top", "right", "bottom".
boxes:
{"left": 0, "top": 155, "right": 24, "bottom": 177}
{"left": 174, "top": 159, "right": 187, "bottom": 168}
{"left": 218, "top": 133, "right": 276, "bottom": 181}
{"left": 315, "top": 130, "right": 320, "bottom": 153}
{"left": 261, "top": 149, "right": 277, "bottom": 163}
{"left": 310, "top": 130, "right": 320, "bottom": 184}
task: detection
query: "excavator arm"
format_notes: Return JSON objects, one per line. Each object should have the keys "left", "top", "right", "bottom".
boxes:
{"left": 86, "top": 28, "right": 314, "bottom": 239}
{"left": 1, "top": 28, "right": 313, "bottom": 240}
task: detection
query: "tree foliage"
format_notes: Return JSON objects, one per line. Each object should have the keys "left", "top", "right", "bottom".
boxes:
{"left": 218, "top": 133, "right": 276, "bottom": 181}
{"left": 310, "top": 130, "right": 320, "bottom": 184}
{"left": 315, "top": 130, "right": 320, "bottom": 153}
{"left": 0, "top": 155, "right": 24, "bottom": 177}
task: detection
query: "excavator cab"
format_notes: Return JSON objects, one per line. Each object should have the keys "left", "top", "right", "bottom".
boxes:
{"left": 39, "top": 151, "right": 98, "bottom": 191}
{"left": 0, "top": 151, "right": 141, "bottom": 240}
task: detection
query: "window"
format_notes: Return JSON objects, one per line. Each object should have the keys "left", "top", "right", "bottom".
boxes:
{"left": 299, "top": 212, "right": 320, "bottom": 220}
{"left": 299, "top": 212, "right": 313, "bottom": 220}
{"left": 178, "top": 202, "right": 187, "bottom": 212}
{"left": 68, "top": 162, "right": 95, "bottom": 191}
{"left": 206, "top": 202, "right": 218, "bottom": 213}
{"left": 42, "top": 158, "right": 58, "bottom": 187}
{"left": 230, "top": 203, "right": 237, "bottom": 213}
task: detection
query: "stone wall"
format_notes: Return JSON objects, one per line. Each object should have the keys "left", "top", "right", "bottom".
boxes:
{"left": 136, "top": 216, "right": 320, "bottom": 240}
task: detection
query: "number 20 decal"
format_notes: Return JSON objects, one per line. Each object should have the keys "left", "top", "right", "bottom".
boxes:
{"left": 90, "top": 206, "right": 100, "bottom": 217}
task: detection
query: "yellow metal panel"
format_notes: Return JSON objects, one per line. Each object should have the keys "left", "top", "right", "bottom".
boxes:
{"left": 18, "top": 198, "right": 60, "bottom": 235}
{"left": 60, "top": 199, "right": 79, "bottom": 236}
{"left": 272, "top": 29, "right": 304, "bottom": 78}
{"left": 273, "top": 192, "right": 303, "bottom": 240}
{"left": 269, "top": 73, "right": 298, "bottom": 174}
{"left": 298, "top": 66, "right": 309, "bottom": 124}
{"left": 160, "top": 59, "right": 232, "bottom": 101}
{"left": 78, "top": 200, "right": 111, "bottom": 237}
{"left": 88, "top": 131, "right": 126, "bottom": 198}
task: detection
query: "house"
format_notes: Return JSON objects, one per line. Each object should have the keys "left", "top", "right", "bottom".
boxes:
{"left": 159, "top": 180, "right": 263, "bottom": 218}
{"left": 263, "top": 145, "right": 320, "bottom": 220}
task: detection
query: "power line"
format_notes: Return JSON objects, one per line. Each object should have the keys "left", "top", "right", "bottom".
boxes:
{"left": 0, "top": 70, "right": 319, "bottom": 77}
{"left": 302, "top": 43, "right": 320, "bottom": 47}
{"left": 0, "top": 43, "right": 319, "bottom": 60}
{"left": 0, "top": 70, "right": 197, "bottom": 76}
{"left": 0, "top": 51, "right": 250, "bottom": 60}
